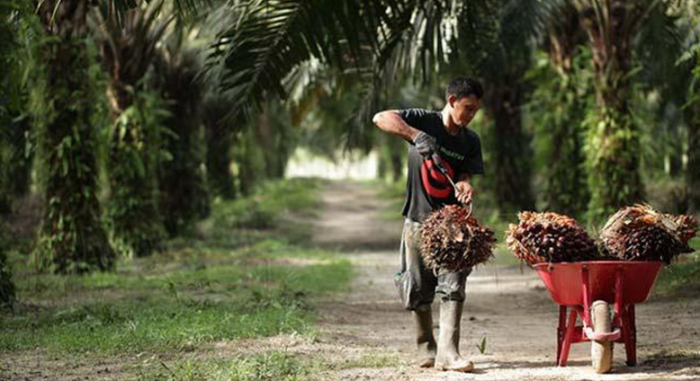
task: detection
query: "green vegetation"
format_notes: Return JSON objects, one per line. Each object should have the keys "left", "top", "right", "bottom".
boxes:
{"left": 30, "top": 7, "right": 116, "bottom": 273}
{"left": 96, "top": 3, "right": 170, "bottom": 258}
{"left": 135, "top": 351, "right": 308, "bottom": 381}
{"left": 0, "top": 178, "right": 352, "bottom": 381}
{"left": 133, "top": 349, "right": 401, "bottom": 381}
{"left": 1, "top": 0, "right": 700, "bottom": 378}
{"left": 2, "top": 240, "right": 350, "bottom": 354}
{"left": 655, "top": 238, "right": 700, "bottom": 297}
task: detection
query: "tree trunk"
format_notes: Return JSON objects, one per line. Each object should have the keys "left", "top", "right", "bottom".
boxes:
{"left": 256, "top": 102, "right": 295, "bottom": 180}
{"left": 33, "top": 0, "right": 115, "bottom": 272}
{"left": 542, "top": 4, "right": 589, "bottom": 218}
{"left": 483, "top": 80, "right": 536, "bottom": 212}
{"left": 0, "top": 235, "right": 14, "bottom": 308}
{"left": 155, "top": 48, "right": 209, "bottom": 237}
{"left": 203, "top": 97, "right": 237, "bottom": 200}
{"left": 103, "top": 70, "right": 166, "bottom": 257}
{"left": 7, "top": 117, "right": 32, "bottom": 198}
{"left": 580, "top": 0, "right": 645, "bottom": 221}
{"left": 688, "top": 115, "right": 700, "bottom": 213}
{"left": 105, "top": 92, "right": 166, "bottom": 256}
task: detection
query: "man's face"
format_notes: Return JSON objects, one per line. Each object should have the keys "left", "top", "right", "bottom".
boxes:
{"left": 449, "top": 95, "right": 481, "bottom": 127}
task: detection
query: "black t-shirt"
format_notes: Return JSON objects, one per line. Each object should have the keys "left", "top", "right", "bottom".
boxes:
{"left": 399, "top": 108, "right": 485, "bottom": 222}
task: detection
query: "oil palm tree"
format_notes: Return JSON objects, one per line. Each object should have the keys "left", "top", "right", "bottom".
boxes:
{"left": 575, "top": 0, "right": 692, "bottom": 220}
{"left": 0, "top": 0, "right": 22, "bottom": 304}
{"left": 92, "top": 1, "right": 170, "bottom": 257}
{"left": 32, "top": 0, "right": 115, "bottom": 273}
{"left": 454, "top": 0, "right": 553, "bottom": 213}
{"left": 1, "top": 0, "right": 32, "bottom": 214}
{"left": 153, "top": 37, "right": 210, "bottom": 236}
{"left": 533, "top": 2, "right": 591, "bottom": 217}
{"left": 30, "top": 0, "right": 208, "bottom": 272}
{"left": 203, "top": 92, "right": 238, "bottom": 199}
{"left": 684, "top": 0, "right": 700, "bottom": 212}
{"left": 576, "top": 0, "right": 648, "bottom": 220}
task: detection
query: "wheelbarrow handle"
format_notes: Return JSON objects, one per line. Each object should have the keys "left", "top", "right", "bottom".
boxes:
{"left": 584, "top": 327, "right": 621, "bottom": 342}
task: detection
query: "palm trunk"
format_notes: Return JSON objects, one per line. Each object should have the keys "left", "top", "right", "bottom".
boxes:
{"left": 580, "top": 0, "right": 645, "bottom": 222}
{"left": 257, "top": 102, "right": 295, "bottom": 180}
{"left": 7, "top": 117, "right": 32, "bottom": 198}
{"left": 103, "top": 67, "right": 166, "bottom": 257}
{"left": 484, "top": 80, "right": 536, "bottom": 212}
{"left": 0, "top": 235, "right": 14, "bottom": 308}
{"left": 105, "top": 87, "right": 166, "bottom": 257}
{"left": 155, "top": 48, "right": 209, "bottom": 237}
{"left": 688, "top": 114, "right": 700, "bottom": 213}
{"left": 543, "top": 6, "right": 589, "bottom": 217}
{"left": 204, "top": 97, "right": 237, "bottom": 200}
{"left": 33, "top": 0, "right": 115, "bottom": 272}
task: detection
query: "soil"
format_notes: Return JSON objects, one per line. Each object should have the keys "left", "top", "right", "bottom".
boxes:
{"left": 2, "top": 180, "right": 699, "bottom": 381}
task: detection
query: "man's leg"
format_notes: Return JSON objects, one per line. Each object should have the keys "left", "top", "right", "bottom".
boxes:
{"left": 434, "top": 268, "right": 474, "bottom": 372}
{"left": 397, "top": 219, "right": 438, "bottom": 367}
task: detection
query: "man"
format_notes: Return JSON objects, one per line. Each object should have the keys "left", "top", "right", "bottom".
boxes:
{"left": 373, "top": 77, "right": 484, "bottom": 372}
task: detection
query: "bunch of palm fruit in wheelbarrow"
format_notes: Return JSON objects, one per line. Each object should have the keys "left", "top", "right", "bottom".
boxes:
{"left": 506, "top": 204, "right": 697, "bottom": 265}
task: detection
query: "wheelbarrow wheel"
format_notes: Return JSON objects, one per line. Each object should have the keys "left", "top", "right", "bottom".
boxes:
{"left": 591, "top": 300, "right": 613, "bottom": 374}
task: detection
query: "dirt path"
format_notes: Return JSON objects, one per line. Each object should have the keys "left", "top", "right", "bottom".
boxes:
{"left": 309, "top": 181, "right": 700, "bottom": 381}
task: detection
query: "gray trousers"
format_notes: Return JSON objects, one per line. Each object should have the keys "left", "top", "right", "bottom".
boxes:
{"left": 395, "top": 219, "right": 471, "bottom": 310}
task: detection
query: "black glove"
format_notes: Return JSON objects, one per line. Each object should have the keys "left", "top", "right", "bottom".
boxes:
{"left": 413, "top": 132, "right": 438, "bottom": 158}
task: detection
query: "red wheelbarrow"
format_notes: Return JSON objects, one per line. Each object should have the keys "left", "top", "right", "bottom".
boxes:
{"left": 533, "top": 261, "right": 663, "bottom": 373}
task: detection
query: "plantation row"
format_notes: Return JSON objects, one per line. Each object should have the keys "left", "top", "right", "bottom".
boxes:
{"left": 2, "top": 1, "right": 700, "bottom": 307}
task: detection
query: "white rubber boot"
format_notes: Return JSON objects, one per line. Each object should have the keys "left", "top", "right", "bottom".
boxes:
{"left": 434, "top": 300, "right": 474, "bottom": 372}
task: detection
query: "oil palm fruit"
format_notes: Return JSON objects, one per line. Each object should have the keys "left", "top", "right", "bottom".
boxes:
{"left": 421, "top": 205, "right": 496, "bottom": 272}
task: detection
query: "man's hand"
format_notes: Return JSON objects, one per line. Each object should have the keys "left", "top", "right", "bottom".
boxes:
{"left": 454, "top": 181, "right": 473, "bottom": 205}
{"left": 413, "top": 132, "right": 438, "bottom": 158}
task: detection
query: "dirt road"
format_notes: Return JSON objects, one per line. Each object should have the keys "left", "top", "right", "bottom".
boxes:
{"left": 310, "top": 181, "right": 700, "bottom": 381}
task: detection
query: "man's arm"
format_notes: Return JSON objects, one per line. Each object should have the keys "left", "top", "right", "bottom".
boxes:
{"left": 372, "top": 110, "right": 421, "bottom": 141}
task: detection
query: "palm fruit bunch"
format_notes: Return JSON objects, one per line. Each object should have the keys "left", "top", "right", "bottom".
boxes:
{"left": 600, "top": 204, "right": 696, "bottom": 263}
{"left": 674, "top": 214, "right": 699, "bottom": 244}
{"left": 506, "top": 211, "right": 599, "bottom": 265}
{"left": 420, "top": 205, "right": 497, "bottom": 272}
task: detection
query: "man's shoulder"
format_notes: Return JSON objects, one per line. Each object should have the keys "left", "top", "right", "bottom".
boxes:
{"left": 399, "top": 108, "right": 441, "bottom": 119}
{"left": 461, "top": 127, "right": 481, "bottom": 142}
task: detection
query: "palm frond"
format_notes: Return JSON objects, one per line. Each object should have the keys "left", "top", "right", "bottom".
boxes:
{"left": 347, "top": 0, "right": 465, "bottom": 147}
{"left": 207, "top": 0, "right": 416, "bottom": 124}
{"left": 635, "top": 1, "right": 688, "bottom": 102}
{"left": 92, "top": 0, "right": 172, "bottom": 112}
{"left": 107, "top": 0, "right": 214, "bottom": 23}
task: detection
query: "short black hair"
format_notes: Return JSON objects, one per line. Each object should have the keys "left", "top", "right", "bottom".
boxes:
{"left": 446, "top": 77, "right": 483, "bottom": 100}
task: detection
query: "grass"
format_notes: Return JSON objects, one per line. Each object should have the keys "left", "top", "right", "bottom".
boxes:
{"left": 654, "top": 242, "right": 700, "bottom": 297}
{"left": 194, "top": 178, "right": 323, "bottom": 248}
{"left": 0, "top": 178, "right": 353, "bottom": 363}
{"left": 333, "top": 352, "right": 401, "bottom": 370}
{"left": 135, "top": 351, "right": 308, "bottom": 381}
{"left": 133, "top": 349, "right": 402, "bottom": 381}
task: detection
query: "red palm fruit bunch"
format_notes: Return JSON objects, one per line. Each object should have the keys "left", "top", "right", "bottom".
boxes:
{"left": 420, "top": 205, "right": 497, "bottom": 272}
{"left": 674, "top": 214, "right": 699, "bottom": 244}
{"left": 506, "top": 211, "right": 600, "bottom": 265}
{"left": 600, "top": 204, "right": 696, "bottom": 263}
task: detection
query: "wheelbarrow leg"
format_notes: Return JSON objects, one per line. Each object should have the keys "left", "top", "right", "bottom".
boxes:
{"left": 558, "top": 307, "right": 578, "bottom": 366}
{"left": 557, "top": 305, "right": 566, "bottom": 365}
{"left": 624, "top": 304, "right": 637, "bottom": 366}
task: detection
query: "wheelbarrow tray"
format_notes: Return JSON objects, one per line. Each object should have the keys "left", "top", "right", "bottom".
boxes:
{"left": 533, "top": 261, "right": 663, "bottom": 306}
